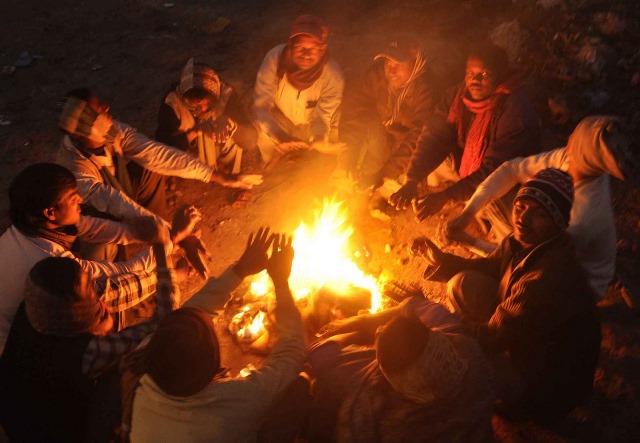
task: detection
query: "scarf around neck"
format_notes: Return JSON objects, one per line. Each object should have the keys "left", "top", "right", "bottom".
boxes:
{"left": 447, "top": 78, "right": 518, "bottom": 178}
{"left": 276, "top": 43, "right": 329, "bottom": 92}
{"left": 22, "top": 224, "right": 78, "bottom": 250}
{"left": 383, "top": 51, "right": 429, "bottom": 127}
{"left": 74, "top": 140, "right": 135, "bottom": 199}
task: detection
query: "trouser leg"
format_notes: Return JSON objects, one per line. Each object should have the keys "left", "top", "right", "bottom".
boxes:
{"left": 358, "top": 122, "right": 393, "bottom": 180}
{"left": 127, "top": 161, "right": 168, "bottom": 221}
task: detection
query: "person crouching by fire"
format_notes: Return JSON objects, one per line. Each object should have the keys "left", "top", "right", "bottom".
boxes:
{"left": 128, "top": 229, "right": 310, "bottom": 443}
{"left": 389, "top": 43, "right": 541, "bottom": 222}
{"left": 253, "top": 14, "right": 345, "bottom": 167}
{"left": 413, "top": 168, "right": 601, "bottom": 423}
{"left": 57, "top": 88, "right": 262, "bottom": 262}
{"left": 306, "top": 294, "right": 494, "bottom": 442}
{"left": 332, "top": 35, "right": 437, "bottom": 220}
{"left": 155, "top": 58, "right": 259, "bottom": 175}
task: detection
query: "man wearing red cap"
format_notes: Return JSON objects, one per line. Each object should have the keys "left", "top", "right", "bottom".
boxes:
{"left": 253, "top": 14, "right": 345, "bottom": 165}
{"left": 412, "top": 168, "right": 601, "bottom": 423}
{"left": 334, "top": 35, "right": 437, "bottom": 218}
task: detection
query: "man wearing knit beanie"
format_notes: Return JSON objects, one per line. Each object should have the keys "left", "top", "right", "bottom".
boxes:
{"left": 447, "top": 115, "right": 635, "bottom": 300}
{"left": 512, "top": 168, "right": 574, "bottom": 246}
{"left": 412, "top": 168, "right": 601, "bottom": 422}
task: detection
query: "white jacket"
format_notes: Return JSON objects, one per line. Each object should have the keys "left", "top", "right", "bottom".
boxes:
{"left": 57, "top": 121, "right": 215, "bottom": 222}
{"left": 0, "top": 216, "right": 154, "bottom": 354}
{"left": 253, "top": 44, "right": 344, "bottom": 141}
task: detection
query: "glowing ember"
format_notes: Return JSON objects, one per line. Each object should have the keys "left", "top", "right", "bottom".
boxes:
{"left": 247, "top": 199, "right": 384, "bottom": 312}
{"left": 230, "top": 305, "right": 268, "bottom": 343}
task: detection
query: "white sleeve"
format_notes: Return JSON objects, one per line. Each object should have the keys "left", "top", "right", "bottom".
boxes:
{"left": 118, "top": 125, "right": 214, "bottom": 182}
{"left": 76, "top": 215, "right": 139, "bottom": 245}
{"left": 464, "top": 148, "right": 568, "bottom": 215}
{"left": 253, "top": 46, "right": 283, "bottom": 138}
{"left": 62, "top": 246, "right": 156, "bottom": 279}
{"left": 309, "top": 62, "right": 344, "bottom": 139}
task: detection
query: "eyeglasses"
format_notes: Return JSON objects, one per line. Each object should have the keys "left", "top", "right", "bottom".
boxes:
{"left": 292, "top": 44, "right": 325, "bottom": 56}
{"left": 465, "top": 70, "right": 493, "bottom": 81}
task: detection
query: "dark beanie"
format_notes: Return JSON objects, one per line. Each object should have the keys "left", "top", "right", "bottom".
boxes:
{"left": 145, "top": 307, "right": 221, "bottom": 397}
{"left": 515, "top": 168, "right": 574, "bottom": 228}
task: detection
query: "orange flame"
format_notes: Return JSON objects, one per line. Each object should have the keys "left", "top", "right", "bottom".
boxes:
{"left": 248, "top": 199, "right": 383, "bottom": 312}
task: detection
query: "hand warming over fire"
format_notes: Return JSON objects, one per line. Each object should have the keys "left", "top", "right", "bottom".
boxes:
{"left": 411, "top": 237, "right": 445, "bottom": 268}
{"left": 233, "top": 227, "right": 276, "bottom": 278}
{"left": 179, "top": 235, "right": 210, "bottom": 279}
{"left": 413, "top": 191, "right": 449, "bottom": 221}
{"left": 170, "top": 205, "right": 202, "bottom": 245}
{"left": 388, "top": 180, "right": 418, "bottom": 210}
{"left": 266, "top": 233, "right": 294, "bottom": 284}
{"left": 316, "top": 308, "right": 398, "bottom": 344}
{"left": 210, "top": 172, "right": 263, "bottom": 190}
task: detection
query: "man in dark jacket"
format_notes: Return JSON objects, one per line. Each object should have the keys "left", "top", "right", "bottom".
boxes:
{"left": 334, "top": 36, "right": 436, "bottom": 215}
{"left": 413, "top": 168, "right": 601, "bottom": 422}
{"left": 390, "top": 43, "right": 541, "bottom": 221}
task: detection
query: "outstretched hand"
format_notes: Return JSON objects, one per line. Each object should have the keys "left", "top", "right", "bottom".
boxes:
{"left": 170, "top": 205, "right": 202, "bottom": 245}
{"left": 234, "top": 227, "right": 276, "bottom": 278}
{"left": 413, "top": 191, "right": 449, "bottom": 221}
{"left": 266, "top": 233, "right": 294, "bottom": 284}
{"left": 388, "top": 181, "right": 418, "bottom": 210}
{"left": 218, "top": 174, "right": 264, "bottom": 190}
{"left": 411, "top": 237, "right": 445, "bottom": 268}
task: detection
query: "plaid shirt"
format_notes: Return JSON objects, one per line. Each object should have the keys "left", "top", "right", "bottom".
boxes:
{"left": 82, "top": 248, "right": 178, "bottom": 378}
{"left": 95, "top": 270, "right": 158, "bottom": 313}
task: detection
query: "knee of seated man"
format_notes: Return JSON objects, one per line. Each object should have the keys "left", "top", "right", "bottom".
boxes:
{"left": 447, "top": 270, "right": 498, "bottom": 320}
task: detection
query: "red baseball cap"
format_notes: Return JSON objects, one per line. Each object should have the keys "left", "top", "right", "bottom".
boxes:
{"left": 290, "top": 14, "right": 329, "bottom": 43}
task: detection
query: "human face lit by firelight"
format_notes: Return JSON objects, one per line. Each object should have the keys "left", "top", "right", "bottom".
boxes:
{"left": 291, "top": 35, "right": 326, "bottom": 71}
{"left": 50, "top": 187, "right": 83, "bottom": 227}
{"left": 384, "top": 58, "right": 415, "bottom": 90}
{"left": 465, "top": 57, "right": 496, "bottom": 101}
{"left": 511, "top": 197, "right": 561, "bottom": 248}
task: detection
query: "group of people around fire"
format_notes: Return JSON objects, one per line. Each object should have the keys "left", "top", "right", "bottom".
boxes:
{"left": 0, "top": 11, "right": 637, "bottom": 443}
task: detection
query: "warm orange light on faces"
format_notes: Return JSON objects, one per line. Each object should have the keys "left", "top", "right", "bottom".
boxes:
{"left": 384, "top": 58, "right": 415, "bottom": 90}
{"left": 465, "top": 57, "right": 496, "bottom": 101}
{"left": 512, "top": 197, "right": 561, "bottom": 248}
{"left": 291, "top": 35, "right": 326, "bottom": 71}
{"left": 51, "top": 187, "right": 83, "bottom": 227}
{"left": 184, "top": 97, "right": 215, "bottom": 117}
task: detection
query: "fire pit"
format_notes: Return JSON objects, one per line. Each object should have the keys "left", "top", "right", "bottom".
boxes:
{"left": 223, "top": 199, "right": 388, "bottom": 352}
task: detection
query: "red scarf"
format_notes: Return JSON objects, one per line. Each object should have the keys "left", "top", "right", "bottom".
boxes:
{"left": 276, "top": 43, "right": 328, "bottom": 92}
{"left": 447, "top": 81, "right": 515, "bottom": 178}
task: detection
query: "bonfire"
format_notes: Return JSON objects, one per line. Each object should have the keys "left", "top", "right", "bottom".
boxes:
{"left": 226, "top": 199, "right": 386, "bottom": 349}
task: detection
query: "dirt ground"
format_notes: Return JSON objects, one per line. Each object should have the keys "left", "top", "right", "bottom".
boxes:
{"left": 2, "top": 0, "right": 640, "bottom": 442}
